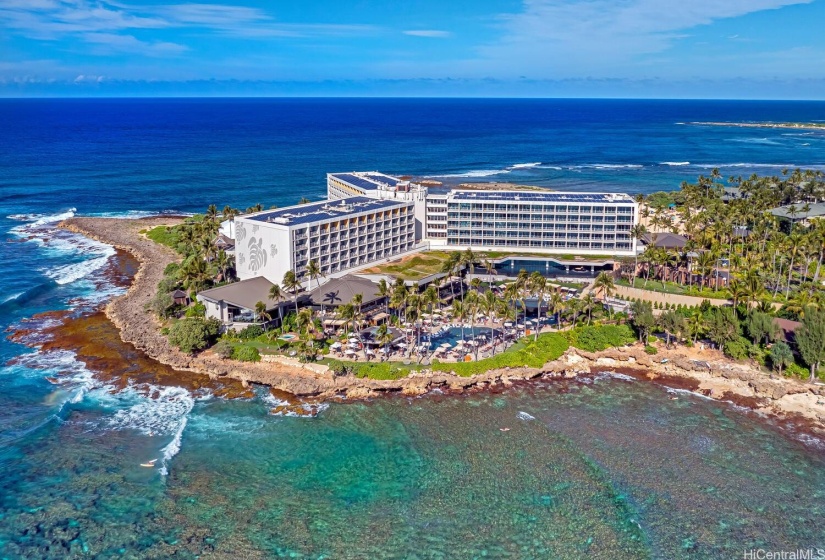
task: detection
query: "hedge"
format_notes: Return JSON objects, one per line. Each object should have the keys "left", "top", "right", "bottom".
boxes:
{"left": 325, "top": 359, "right": 411, "bottom": 380}
{"left": 565, "top": 324, "right": 636, "bottom": 352}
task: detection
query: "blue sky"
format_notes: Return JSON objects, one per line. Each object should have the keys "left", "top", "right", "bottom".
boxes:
{"left": 1, "top": 0, "right": 824, "bottom": 98}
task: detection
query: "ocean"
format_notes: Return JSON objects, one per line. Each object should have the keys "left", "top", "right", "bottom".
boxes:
{"left": 1, "top": 98, "right": 824, "bottom": 558}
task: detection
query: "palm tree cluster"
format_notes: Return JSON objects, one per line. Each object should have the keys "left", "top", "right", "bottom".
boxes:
{"left": 625, "top": 170, "right": 825, "bottom": 317}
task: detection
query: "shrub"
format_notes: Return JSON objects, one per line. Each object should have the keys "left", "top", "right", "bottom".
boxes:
{"left": 567, "top": 324, "right": 636, "bottom": 352}
{"left": 168, "top": 318, "right": 216, "bottom": 354}
{"left": 785, "top": 362, "right": 809, "bottom": 379}
{"left": 163, "top": 262, "right": 180, "bottom": 277}
{"left": 644, "top": 345, "right": 658, "bottom": 355}
{"left": 157, "top": 275, "right": 178, "bottom": 295}
{"left": 432, "top": 332, "right": 570, "bottom": 377}
{"left": 723, "top": 336, "right": 752, "bottom": 361}
{"left": 212, "top": 339, "right": 234, "bottom": 359}
{"left": 185, "top": 302, "right": 207, "bottom": 318}
{"left": 238, "top": 324, "right": 265, "bottom": 340}
{"left": 149, "top": 290, "right": 175, "bottom": 319}
{"left": 233, "top": 345, "right": 261, "bottom": 362}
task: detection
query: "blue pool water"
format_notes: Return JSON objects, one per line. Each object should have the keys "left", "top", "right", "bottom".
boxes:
{"left": 493, "top": 258, "right": 613, "bottom": 278}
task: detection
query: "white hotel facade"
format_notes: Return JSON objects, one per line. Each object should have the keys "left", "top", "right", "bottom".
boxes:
{"left": 234, "top": 196, "right": 415, "bottom": 284}
{"left": 234, "top": 171, "right": 638, "bottom": 285}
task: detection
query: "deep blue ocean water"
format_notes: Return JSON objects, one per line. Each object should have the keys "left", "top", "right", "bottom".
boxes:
{"left": 1, "top": 99, "right": 825, "bottom": 558}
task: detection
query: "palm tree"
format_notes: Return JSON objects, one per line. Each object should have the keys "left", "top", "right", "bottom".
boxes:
{"left": 282, "top": 270, "right": 302, "bottom": 317}
{"left": 306, "top": 260, "right": 324, "bottom": 291}
{"left": 181, "top": 256, "right": 210, "bottom": 294}
{"left": 375, "top": 323, "right": 394, "bottom": 359}
{"left": 728, "top": 279, "right": 747, "bottom": 309}
{"left": 337, "top": 303, "right": 355, "bottom": 337}
{"left": 593, "top": 271, "right": 615, "bottom": 303}
{"left": 268, "top": 283, "right": 285, "bottom": 328}
{"left": 580, "top": 293, "right": 596, "bottom": 325}
{"left": 206, "top": 204, "right": 218, "bottom": 222}
{"left": 549, "top": 291, "right": 565, "bottom": 331}
{"left": 784, "top": 232, "right": 804, "bottom": 300}
{"left": 254, "top": 301, "right": 271, "bottom": 330}
{"left": 529, "top": 272, "right": 547, "bottom": 340}
{"left": 629, "top": 223, "right": 647, "bottom": 285}
{"left": 695, "top": 251, "right": 716, "bottom": 289}
{"left": 377, "top": 278, "right": 391, "bottom": 315}
{"left": 351, "top": 293, "right": 364, "bottom": 331}
{"left": 214, "top": 249, "right": 233, "bottom": 282}
{"left": 482, "top": 289, "right": 499, "bottom": 354}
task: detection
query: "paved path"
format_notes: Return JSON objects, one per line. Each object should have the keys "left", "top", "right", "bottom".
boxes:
{"left": 614, "top": 284, "right": 731, "bottom": 307}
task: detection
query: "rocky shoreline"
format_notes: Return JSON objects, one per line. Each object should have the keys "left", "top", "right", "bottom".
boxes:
{"left": 59, "top": 217, "right": 825, "bottom": 434}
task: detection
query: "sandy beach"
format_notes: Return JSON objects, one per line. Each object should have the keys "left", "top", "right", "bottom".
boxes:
{"left": 58, "top": 217, "right": 825, "bottom": 433}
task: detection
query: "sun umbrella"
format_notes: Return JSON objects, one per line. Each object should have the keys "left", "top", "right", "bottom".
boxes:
{"left": 344, "top": 349, "right": 356, "bottom": 355}
{"left": 379, "top": 347, "right": 388, "bottom": 354}
{"left": 397, "top": 342, "right": 407, "bottom": 348}
{"left": 330, "top": 342, "right": 342, "bottom": 349}
{"left": 504, "top": 322, "right": 513, "bottom": 327}
{"left": 348, "top": 337, "right": 359, "bottom": 343}
{"left": 440, "top": 342, "right": 452, "bottom": 348}
{"left": 365, "top": 349, "right": 375, "bottom": 355}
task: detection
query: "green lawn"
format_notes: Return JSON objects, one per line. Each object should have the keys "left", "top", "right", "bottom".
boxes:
{"left": 144, "top": 224, "right": 184, "bottom": 252}
{"left": 363, "top": 251, "right": 454, "bottom": 280}
{"left": 617, "top": 277, "right": 732, "bottom": 299}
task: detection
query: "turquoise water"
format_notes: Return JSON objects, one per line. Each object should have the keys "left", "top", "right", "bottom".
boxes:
{"left": 2, "top": 374, "right": 824, "bottom": 558}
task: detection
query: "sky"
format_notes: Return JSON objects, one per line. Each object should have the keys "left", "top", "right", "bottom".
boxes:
{"left": 1, "top": 0, "right": 825, "bottom": 98}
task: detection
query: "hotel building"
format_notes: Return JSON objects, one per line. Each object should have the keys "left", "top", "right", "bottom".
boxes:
{"left": 327, "top": 172, "right": 429, "bottom": 240}
{"left": 234, "top": 196, "right": 415, "bottom": 285}
{"left": 427, "top": 190, "right": 638, "bottom": 256}
{"left": 327, "top": 172, "right": 638, "bottom": 257}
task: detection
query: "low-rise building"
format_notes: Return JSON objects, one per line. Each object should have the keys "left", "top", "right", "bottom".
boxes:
{"left": 198, "top": 276, "right": 283, "bottom": 330}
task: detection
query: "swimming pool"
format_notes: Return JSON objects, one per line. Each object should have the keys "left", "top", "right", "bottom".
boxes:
{"left": 426, "top": 327, "right": 500, "bottom": 348}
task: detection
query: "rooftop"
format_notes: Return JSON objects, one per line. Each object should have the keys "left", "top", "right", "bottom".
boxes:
{"left": 243, "top": 196, "right": 409, "bottom": 226}
{"left": 447, "top": 190, "right": 635, "bottom": 204}
{"left": 303, "top": 274, "right": 385, "bottom": 307}
{"left": 640, "top": 232, "right": 688, "bottom": 249}
{"left": 769, "top": 202, "right": 825, "bottom": 220}
{"left": 329, "top": 172, "right": 401, "bottom": 191}
{"left": 198, "top": 277, "right": 276, "bottom": 311}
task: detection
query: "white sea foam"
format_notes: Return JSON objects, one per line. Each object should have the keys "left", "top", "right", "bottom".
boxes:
{"left": 43, "top": 253, "right": 115, "bottom": 285}
{"left": 7, "top": 208, "right": 77, "bottom": 226}
{"left": 104, "top": 385, "right": 195, "bottom": 436}
{"left": 261, "top": 390, "right": 329, "bottom": 417}
{"left": 538, "top": 165, "right": 563, "bottom": 170}
{"left": 666, "top": 387, "right": 716, "bottom": 401}
{"left": 508, "top": 162, "right": 542, "bottom": 169}
{"left": 429, "top": 168, "right": 512, "bottom": 178}
{"left": 569, "top": 164, "right": 644, "bottom": 170}
{"left": 90, "top": 209, "right": 190, "bottom": 219}
{"left": 2, "top": 292, "right": 24, "bottom": 304}
{"left": 517, "top": 411, "right": 536, "bottom": 421}
{"left": 159, "top": 415, "right": 187, "bottom": 477}
{"left": 727, "top": 137, "right": 781, "bottom": 146}
{"left": 660, "top": 161, "right": 690, "bottom": 166}
{"left": 605, "top": 372, "right": 636, "bottom": 382}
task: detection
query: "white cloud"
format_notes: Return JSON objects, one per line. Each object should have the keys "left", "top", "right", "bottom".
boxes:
{"left": 82, "top": 32, "right": 188, "bottom": 56}
{"left": 403, "top": 30, "right": 451, "bottom": 38}
{"left": 476, "top": 0, "right": 813, "bottom": 78}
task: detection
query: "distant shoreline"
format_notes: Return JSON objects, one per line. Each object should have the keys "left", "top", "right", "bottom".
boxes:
{"left": 689, "top": 121, "right": 825, "bottom": 131}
